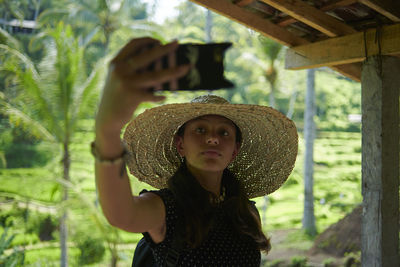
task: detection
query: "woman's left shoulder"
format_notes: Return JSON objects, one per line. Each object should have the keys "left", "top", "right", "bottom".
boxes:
{"left": 139, "top": 188, "right": 173, "bottom": 197}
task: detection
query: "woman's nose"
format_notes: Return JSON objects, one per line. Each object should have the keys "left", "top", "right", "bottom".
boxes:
{"left": 206, "top": 135, "right": 219, "bottom": 145}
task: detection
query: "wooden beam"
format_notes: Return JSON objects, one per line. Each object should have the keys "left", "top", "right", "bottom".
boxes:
{"left": 235, "top": 0, "right": 254, "bottom": 7}
{"left": 189, "top": 0, "right": 308, "bottom": 46}
{"left": 322, "top": 0, "right": 358, "bottom": 11}
{"left": 331, "top": 63, "right": 362, "bottom": 82}
{"left": 260, "top": 0, "right": 356, "bottom": 37}
{"left": 285, "top": 23, "right": 400, "bottom": 69}
{"left": 358, "top": 0, "right": 400, "bottom": 22}
{"left": 277, "top": 0, "right": 358, "bottom": 27}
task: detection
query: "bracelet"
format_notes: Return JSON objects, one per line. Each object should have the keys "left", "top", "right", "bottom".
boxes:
{"left": 90, "top": 141, "right": 127, "bottom": 165}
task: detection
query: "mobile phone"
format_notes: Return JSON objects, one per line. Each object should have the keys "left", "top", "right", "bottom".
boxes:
{"left": 150, "top": 42, "right": 234, "bottom": 91}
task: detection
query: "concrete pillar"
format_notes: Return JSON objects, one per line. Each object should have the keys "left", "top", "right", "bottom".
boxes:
{"left": 361, "top": 56, "right": 400, "bottom": 267}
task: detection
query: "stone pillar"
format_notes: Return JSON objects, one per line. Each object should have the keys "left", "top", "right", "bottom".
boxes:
{"left": 361, "top": 56, "right": 400, "bottom": 267}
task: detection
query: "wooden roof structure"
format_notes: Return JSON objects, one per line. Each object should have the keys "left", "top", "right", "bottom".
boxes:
{"left": 188, "top": 1, "right": 400, "bottom": 266}
{"left": 190, "top": 0, "right": 400, "bottom": 82}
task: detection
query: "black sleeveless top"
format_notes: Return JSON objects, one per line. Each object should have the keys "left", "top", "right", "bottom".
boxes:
{"left": 141, "top": 189, "right": 261, "bottom": 266}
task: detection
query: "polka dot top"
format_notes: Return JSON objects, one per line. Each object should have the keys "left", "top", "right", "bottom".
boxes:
{"left": 141, "top": 189, "right": 261, "bottom": 267}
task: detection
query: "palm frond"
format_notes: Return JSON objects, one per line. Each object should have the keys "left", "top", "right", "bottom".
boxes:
{"left": 0, "top": 151, "right": 6, "bottom": 168}
{"left": 28, "top": 31, "right": 51, "bottom": 53}
{"left": 0, "top": 98, "right": 55, "bottom": 142}
{"left": 0, "top": 44, "right": 63, "bottom": 141}
{"left": 80, "top": 26, "right": 101, "bottom": 47}
{"left": 40, "top": 24, "right": 83, "bottom": 139}
{"left": 258, "top": 36, "right": 282, "bottom": 63}
{"left": 55, "top": 178, "right": 120, "bottom": 245}
{"left": 99, "top": 0, "right": 111, "bottom": 12}
{"left": 74, "top": 8, "right": 101, "bottom": 26}
{"left": 36, "top": 9, "right": 70, "bottom": 27}
{"left": 0, "top": 228, "right": 14, "bottom": 255}
{"left": 0, "top": 27, "right": 21, "bottom": 50}
{"left": 0, "top": 44, "right": 40, "bottom": 80}
{"left": 70, "top": 58, "right": 106, "bottom": 133}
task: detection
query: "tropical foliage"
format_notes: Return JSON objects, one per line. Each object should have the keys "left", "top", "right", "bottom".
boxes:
{"left": 1, "top": 20, "right": 105, "bottom": 267}
{"left": 0, "top": 228, "right": 25, "bottom": 266}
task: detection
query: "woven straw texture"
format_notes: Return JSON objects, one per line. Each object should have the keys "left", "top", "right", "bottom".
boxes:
{"left": 123, "top": 95, "right": 298, "bottom": 198}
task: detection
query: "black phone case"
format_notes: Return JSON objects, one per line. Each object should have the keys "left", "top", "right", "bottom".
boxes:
{"left": 150, "top": 42, "right": 234, "bottom": 91}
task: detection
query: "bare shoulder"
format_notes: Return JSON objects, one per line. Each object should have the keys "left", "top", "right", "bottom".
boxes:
{"left": 113, "top": 191, "right": 166, "bottom": 234}
{"left": 134, "top": 191, "right": 166, "bottom": 224}
{"left": 138, "top": 190, "right": 164, "bottom": 203}
{"left": 136, "top": 191, "right": 166, "bottom": 216}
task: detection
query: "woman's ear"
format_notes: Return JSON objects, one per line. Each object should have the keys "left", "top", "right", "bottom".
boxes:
{"left": 174, "top": 135, "right": 185, "bottom": 156}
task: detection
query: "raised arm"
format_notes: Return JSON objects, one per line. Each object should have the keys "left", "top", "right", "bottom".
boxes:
{"left": 94, "top": 37, "right": 189, "bottom": 233}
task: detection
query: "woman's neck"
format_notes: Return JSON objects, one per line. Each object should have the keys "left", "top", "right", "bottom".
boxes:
{"left": 186, "top": 164, "right": 223, "bottom": 196}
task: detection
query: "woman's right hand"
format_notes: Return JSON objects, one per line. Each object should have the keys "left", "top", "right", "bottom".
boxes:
{"left": 95, "top": 37, "right": 191, "bottom": 139}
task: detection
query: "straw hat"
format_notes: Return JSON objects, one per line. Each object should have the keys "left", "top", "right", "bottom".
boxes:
{"left": 123, "top": 95, "right": 298, "bottom": 198}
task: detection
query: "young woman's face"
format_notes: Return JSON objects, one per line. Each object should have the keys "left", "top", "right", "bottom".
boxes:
{"left": 175, "top": 115, "right": 240, "bottom": 173}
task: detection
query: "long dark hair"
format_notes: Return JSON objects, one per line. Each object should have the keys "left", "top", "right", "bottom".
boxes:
{"left": 170, "top": 118, "right": 270, "bottom": 252}
{"left": 167, "top": 163, "right": 271, "bottom": 253}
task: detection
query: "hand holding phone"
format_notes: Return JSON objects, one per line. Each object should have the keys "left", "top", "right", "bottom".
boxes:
{"left": 148, "top": 42, "right": 234, "bottom": 91}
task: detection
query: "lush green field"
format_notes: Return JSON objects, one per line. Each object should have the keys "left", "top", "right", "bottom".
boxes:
{"left": 0, "top": 119, "right": 362, "bottom": 266}
{"left": 260, "top": 130, "right": 362, "bottom": 232}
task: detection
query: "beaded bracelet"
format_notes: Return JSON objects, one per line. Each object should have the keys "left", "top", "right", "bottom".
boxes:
{"left": 90, "top": 141, "right": 127, "bottom": 165}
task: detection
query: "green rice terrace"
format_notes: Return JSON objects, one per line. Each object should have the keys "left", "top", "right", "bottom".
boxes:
{"left": 0, "top": 118, "right": 362, "bottom": 266}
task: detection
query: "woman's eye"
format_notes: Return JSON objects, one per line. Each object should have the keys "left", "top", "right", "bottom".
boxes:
{"left": 220, "top": 130, "right": 229, "bottom": 136}
{"left": 195, "top": 127, "right": 205, "bottom": 133}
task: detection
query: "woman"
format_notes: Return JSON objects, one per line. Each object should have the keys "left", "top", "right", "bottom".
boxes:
{"left": 93, "top": 37, "right": 298, "bottom": 266}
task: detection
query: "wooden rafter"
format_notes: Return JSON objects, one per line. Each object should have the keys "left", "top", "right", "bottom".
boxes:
{"left": 330, "top": 63, "right": 362, "bottom": 82}
{"left": 234, "top": 0, "right": 254, "bottom": 7}
{"left": 189, "top": 0, "right": 362, "bottom": 80}
{"left": 285, "top": 23, "right": 400, "bottom": 70}
{"left": 189, "top": 0, "right": 308, "bottom": 46}
{"left": 358, "top": 0, "right": 400, "bottom": 22}
{"left": 322, "top": 0, "right": 359, "bottom": 11}
{"left": 260, "top": 0, "right": 357, "bottom": 37}
{"left": 277, "top": 0, "right": 358, "bottom": 27}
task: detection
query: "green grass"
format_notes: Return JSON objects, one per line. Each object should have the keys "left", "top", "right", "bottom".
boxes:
{"left": 0, "top": 121, "right": 363, "bottom": 265}
{"left": 0, "top": 168, "right": 61, "bottom": 203}
{"left": 24, "top": 246, "right": 80, "bottom": 266}
{"left": 255, "top": 131, "right": 362, "bottom": 233}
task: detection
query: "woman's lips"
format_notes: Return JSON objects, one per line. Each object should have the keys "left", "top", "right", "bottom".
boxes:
{"left": 202, "top": 150, "right": 221, "bottom": 157}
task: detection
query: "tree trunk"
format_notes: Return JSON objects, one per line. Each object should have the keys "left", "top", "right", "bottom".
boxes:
{"left": 33, "top": 0, "right": 41, "bottom": 21}
{"left": 269, "top": 83, "right": 276, "bottom": 108}
{"left": 286, "top": 88, "right": 298, "bottom": 119}
{"left": 302, "top": 68, "right": 317, "bottom": 236}
{"left": 60, "top": 141, "right": 70, "bottom": 267}
{"left": 111, "top": 255, "right": 117, "bottom": 267}
{"left": 111, "top": 246, "right": 118, "bottom": 267}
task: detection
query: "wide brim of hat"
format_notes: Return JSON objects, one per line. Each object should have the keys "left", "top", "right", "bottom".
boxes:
{"left": 123, "top": 102, "right": 298, "bottom": 198}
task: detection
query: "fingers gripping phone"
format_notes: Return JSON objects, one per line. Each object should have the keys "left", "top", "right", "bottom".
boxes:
{"left": 149, "top": 42, "right": 234, "bottom": 91}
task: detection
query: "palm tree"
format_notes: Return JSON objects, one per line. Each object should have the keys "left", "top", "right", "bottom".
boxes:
{"left": 258, "top": 36, "right": 283, "bottom": 108}
{"left": 37, "top": 0, "right": 152, "bottom": 57}
{"left": 0, "top": 22, "right": 104, "bottom": 267}
{"left": 58, "top": 178, "right": 122, "bottom": 267}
